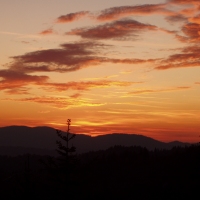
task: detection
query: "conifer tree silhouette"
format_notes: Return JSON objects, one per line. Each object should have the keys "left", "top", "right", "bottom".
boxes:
{"left": 56, "top": 119, "right": 76, "bottom": 184}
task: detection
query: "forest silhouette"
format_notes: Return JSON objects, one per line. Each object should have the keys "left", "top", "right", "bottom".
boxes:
{"left": 0, "top": 120, "right": 199, "bottom": 199}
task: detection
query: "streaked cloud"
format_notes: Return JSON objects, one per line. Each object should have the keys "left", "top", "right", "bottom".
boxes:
{"left": 42, "top": 80, "right": 141, "bottom": 92}
{"left": 39, "top": 28, "right": 54, "bottom": 35}
{"left": 70, "top": 93, "right": 82, "bottom": 98}
{"left": 167, "top": 0, "right": 200, "bottom": 5}
{"left": 155, "top": 45, "right": 200, "bottom": 70}
{"left": 96, "top": 4, "right": 173, "bottom": 21}
{"left": 56, "top": 11, "right": 89, "bottom": 23}
{"left": 0, "top": 65, "right": 141, "bottom": 93}
{"left": 3, "top": 96, "right": 105, "bottom": 109}
{"left": 0, "top": 69, "right": 48, "bottom": 94}
{"left": 1, "top": 39, "right": 157, "bottom": 91}
{"left": 181, "top": 23, "right": 200, "bottom": 42}
{"left": 106, "top": 58, "right": 159, "bottom": 64}
{"left": 8, "top": 41, "right": 105, "bottom": 73}
{"left": 128, "top": 86, "right": 191, "bottom": 95}
{"left": 83, "top": 74, "right": 119, "bottom": 81}
{"left": 188, "top": 14, "right": 200, "bottom": 24}
{"left": 165, "top": 14, "right": 187, "bottom": 23}
{"left": 120, "top": 70, "right": 133, "bottom": 74}
{"left": 68, "top": 19, "right": 158, "bottom": 40}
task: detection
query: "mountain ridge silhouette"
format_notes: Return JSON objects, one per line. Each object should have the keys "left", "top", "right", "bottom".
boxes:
{"left": 0, "top": 125, "right": 190, "bottom": 156}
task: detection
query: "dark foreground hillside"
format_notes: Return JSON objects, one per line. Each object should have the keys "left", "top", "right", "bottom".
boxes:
{"left": 0, "top": 144, "right": 199, "bottom": 199}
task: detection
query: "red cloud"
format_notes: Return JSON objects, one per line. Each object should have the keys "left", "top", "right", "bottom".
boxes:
{"left": 0, "top": 69, "right": 48, "bottom": 93}
{"left": 68, "top": 19, "right": 157, "bottom": 40}
{"left": 70, "top": 93, "right": 82, "bottom": 98}
{"left": 39, "top": 28, "right": 54, "bottom": 35}
{"left": 156, "top": 61, "right": 200, "bottom": 70}
{"left": 42, "top": 80, "right": 140, "bottom": 92}
{"left": 188, "top": 14, "right": 200, "bottom": 24}
{"left": 56, "top": 11, "right": 89, "bottom": 23}
{"left": 4, "top": 96, "right": 105, "bottom": 109}
{"left": 168, "top": 0, "right": 200, "bottom": 5}
{"left": 155, "top": 45, "right": 200, "bottom": 70}
{"left": 165, "top": 14, "right": 187, "bottom": 23}
{"left": 128, "top": 86, "right": 191, "bottom": 94}
{"left": 181, "top": 23, "right": 200, "bottom": 42}
{"left": 96, "top": 4, "right": 174, "bottom": 21}
{"left": 175, "top": 34, "right": 188, "bottom": 42}
{"left": 106, "top": 58, "right": 159, "bottom": 64}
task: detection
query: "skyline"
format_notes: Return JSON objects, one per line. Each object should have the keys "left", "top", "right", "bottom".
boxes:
{"left": 0, "top": 0, "right": 200, "bottom": 142}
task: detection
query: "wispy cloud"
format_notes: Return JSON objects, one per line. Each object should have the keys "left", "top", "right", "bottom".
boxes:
{"left": 39, "top": 28, "right": 55, "bottom": 35}
{"left": 8, "top": 42, "right": 155, "bottom": 74}
{"left": 165, "top": 14, "right": 187, "bottom": 24}
{"left": 70, "top": 93, "right": 82, "bottom": 98}
{"left": 56, "top": 11, "right": 89, "bottom": 23}
{"left": 41, "top": 80, "right": 140, "bottom": 92}
{"left": 3, "top": 96, "right": 105, "bottom": 109}
{"left": 0, "top": 64, "right": 141, "bottom": 94}
{"left": 95, "top": 4, "right": 173, "bottom": 21}
{"left": 180, "top": 23, "right": 200, "bottom": 42}
{"left": 155, "top": 45, "right": 200, "bottom": 70}
{"left": 7, "top": 41, "right": 105, "bottom": 73}
{"left": 188, "top": 14, "right": 200, "bottom": 24}
{"left": 0, "top": 69, "right": 48, "bottom": 94}
{"left": 67, "top": 19, "right": 158, "bottom": 40}
{"left": 168, "top": 0, "right": 200, "bottom": 5}
{"left": 128, "top": 86, "right": 191, "bottom": 95}
{"left": 83, "top": 74, "right": 119, "bottom": 81}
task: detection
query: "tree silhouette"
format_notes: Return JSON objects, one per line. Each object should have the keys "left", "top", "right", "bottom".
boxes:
{"left": 56, "top": 119, "right": 77, "bottom": 184}
{"left": 56, "top": 119, "right": 76, "bottom": 158}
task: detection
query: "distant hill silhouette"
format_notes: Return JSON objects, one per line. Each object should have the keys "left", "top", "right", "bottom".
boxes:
{"left": 0, "top": 126, "right": 190, "bottom": 156}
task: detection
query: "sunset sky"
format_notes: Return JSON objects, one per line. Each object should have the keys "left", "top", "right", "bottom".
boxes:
{"left": 0, "top": 0, "right": 200, "bottom": 142}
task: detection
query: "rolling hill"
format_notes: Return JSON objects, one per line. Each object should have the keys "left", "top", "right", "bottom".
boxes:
{"left": 0, "top": 126, "right": 190, "bottom": 156}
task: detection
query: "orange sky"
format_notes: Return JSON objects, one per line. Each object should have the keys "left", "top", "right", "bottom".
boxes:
{"left": 0, "top": 0, "right": 200, "bottom": 143}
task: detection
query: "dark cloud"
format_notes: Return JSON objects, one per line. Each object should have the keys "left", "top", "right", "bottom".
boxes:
{"left": 0, "top": 69, "right": 48, "bottom": 83}
{"left": 56, "top": 11, "right": 89, "bottom": 23}
{"left": 10, "top": 41, "right": 105, "bottom": 73}
{"left": 68, "top": 19, "right": 157, "bottom": 40}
